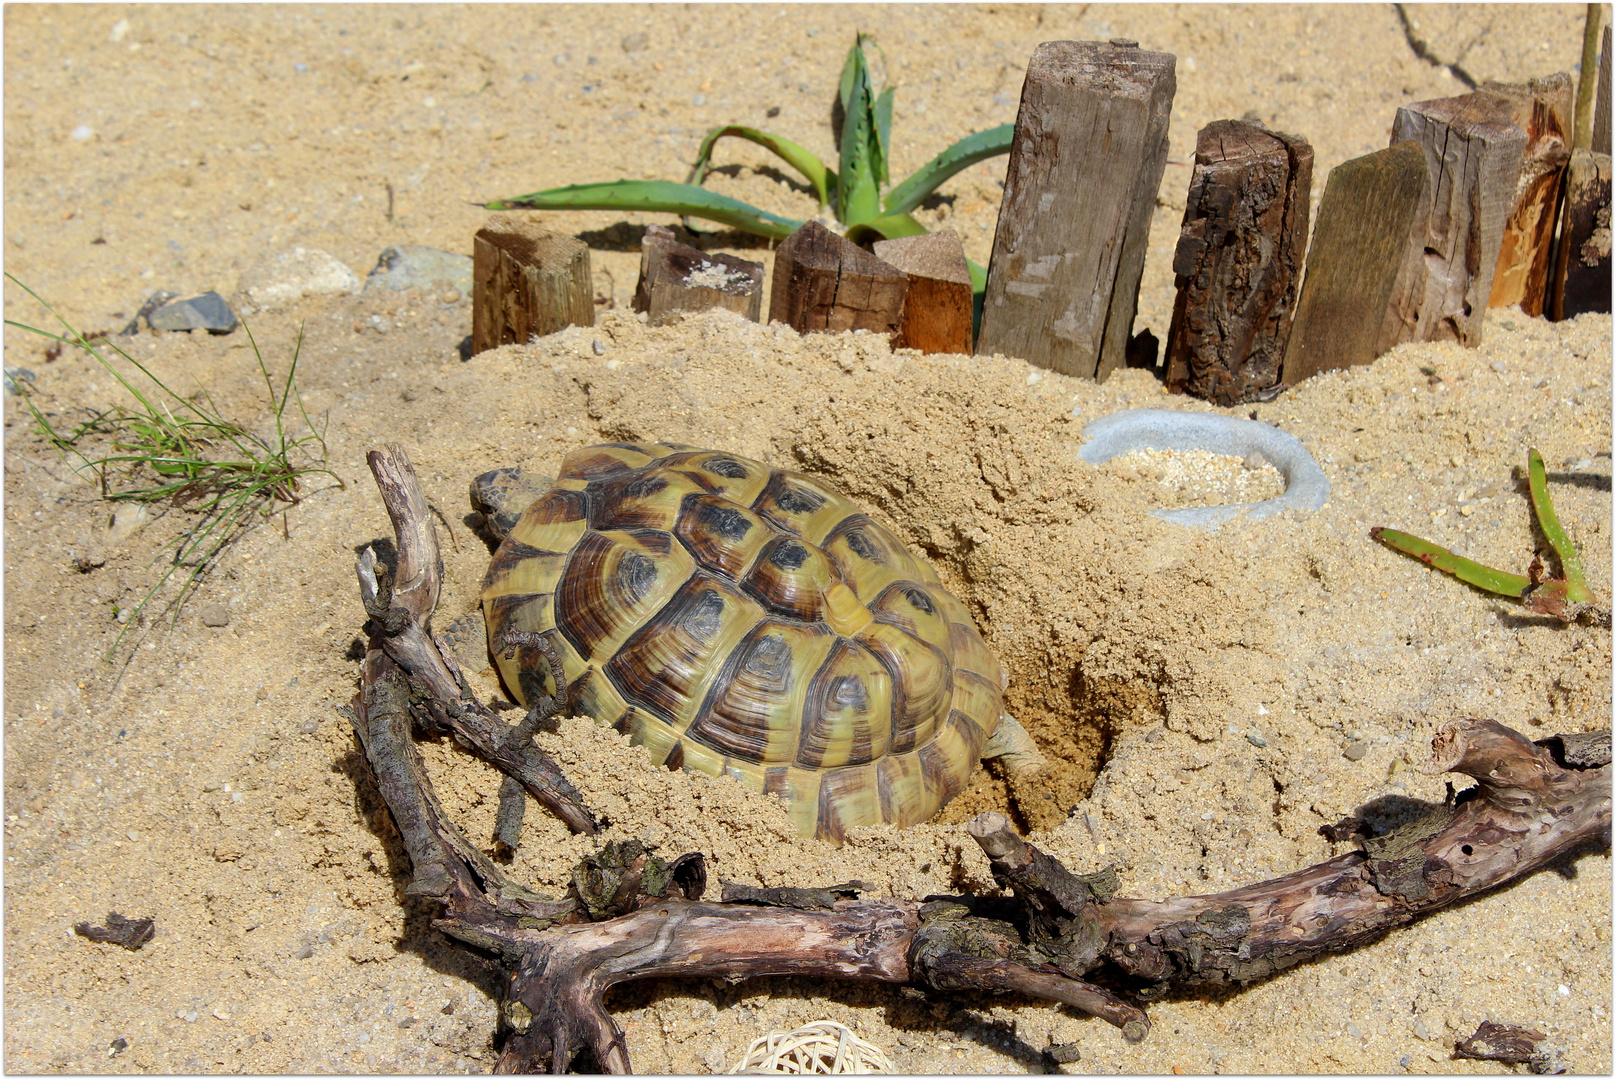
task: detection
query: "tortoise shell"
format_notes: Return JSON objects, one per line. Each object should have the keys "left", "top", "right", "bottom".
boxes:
{"left": 479, "top": 442, "right": 1004, "bottom": 842}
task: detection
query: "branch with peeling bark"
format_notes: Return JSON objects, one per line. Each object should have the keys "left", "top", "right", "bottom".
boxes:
{"left": 350, "top": 443, "right": 1610, "bottom": 1073}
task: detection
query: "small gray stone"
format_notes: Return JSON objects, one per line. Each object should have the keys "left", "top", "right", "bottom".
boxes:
{"left": 120, "top": 290, "right": 179, "bottom": 335}
{"left": 1246, "top": 730, "right": 1268, "bottom": 748}
{"left": 147, "top": 291, "right": 239, "bottom": 334}
{"left": 238, "top": 247, "right": 362, "bottom": 308}
{"left": 363, "top": 244, "right": 472, "bottom": 296}
{"left": 3, "top": 366, "right": 36, "bottom": 396}
{"left": 592, "top": 338, "right": 606, "bottom": 355}
{"left": 621, "top": 31, "right": 649, "bottom": 52}
{"left": 199, "top": 604, "right": 231, "bottom": 627}
{"left": 1343, "top": 741, "right": 1368, "bottom": 761}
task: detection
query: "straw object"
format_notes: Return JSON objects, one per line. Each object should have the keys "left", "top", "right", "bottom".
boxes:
{"left": 729, "top": 1020, "right": 894, "bottom": 1074}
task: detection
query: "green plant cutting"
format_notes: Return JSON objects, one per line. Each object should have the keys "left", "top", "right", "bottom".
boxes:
{"left": 484, "top": 32, "right": 1012, "bottom": 298}
{"left": 6, "top": 274, "right": 342, "bottom": 657}
{"left": 1372, "top": 449, "right": 1607, "bottom": 625}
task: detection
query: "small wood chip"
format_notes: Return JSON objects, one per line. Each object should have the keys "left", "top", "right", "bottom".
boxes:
{"left": 74, "top": 912, "right": 156, "bottom": 950}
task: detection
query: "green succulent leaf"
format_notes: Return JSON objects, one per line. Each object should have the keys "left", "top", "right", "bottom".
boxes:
{"left": 1526, "top": 448, "right": 1594, "bottom": 602}
{"left": 872, "top": 85, "right": 895, "bottom": 188}
{"left": 835, "top": 34, "right": 882, "bottom": 227}
{"left": 484, "top": 180, "right": 802, "bottom": 240}
{"left": 685, "top": 126, "right": 834, "bottom": 210}
{"left": 1370, "top": 526, "right": 1531, "bottom": 597}
{"left": 883, "top": 124, "right": 1015, "bottom": 217}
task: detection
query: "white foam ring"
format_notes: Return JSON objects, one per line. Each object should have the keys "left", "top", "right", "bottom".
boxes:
{"left": 1076, "top": 408, "right": 1330, "bottom": 530}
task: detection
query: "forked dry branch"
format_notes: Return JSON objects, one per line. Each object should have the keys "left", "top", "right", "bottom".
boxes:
{"left": 350, "top": 443, "right": 1610, "bottom": 1074}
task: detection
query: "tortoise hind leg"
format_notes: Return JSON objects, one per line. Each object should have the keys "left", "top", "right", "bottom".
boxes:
{"left": 981, "top": 713, "right": 1047, "bottom": 777}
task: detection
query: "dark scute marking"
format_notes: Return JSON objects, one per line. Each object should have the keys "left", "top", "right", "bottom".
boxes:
{"left": 665, "top": 742, "right": 686, "bottom": 772}
{"left": 699, "top": 502, "right": 753, "bottom": 543}
{"left": 774, "top": 484, "right": 825, "bottom": 514}
{"left": 903, "top": 586, "right": 935, "bottom": 614}
{"left": 613, "top": 706, "right": 637, "bottom": 734}
{"left": 618, "top": 552, "right": 657, "bottom": 604}
{"left": 683, "top": 589, "right": 726, "bottom": 641}
{"left": 705, "top": 457, "right": 750, "bottom": 479}
{"left": 742, "top": 633, "right": 792, "bottom": 682}
{"left": 827, "top": 674, "right": 868, "bottom": 711}
{"left": 624, "top": 527, "right": 673, "bottom": 556}
{"left": 844, "top": 528, "right": 882, "bottom": 563}
{"left": 769, "top": 539, "right": 809, "bottom": 570}
{"left": 625, "top": 475, "right": 669, "bottom": 499}
{"left": 486, "top": 540, "right": 567, "bottom": 585}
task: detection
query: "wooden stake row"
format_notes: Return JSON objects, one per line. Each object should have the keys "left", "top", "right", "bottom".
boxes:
{"left": 473, "top": 32, "right": 1608, "bottom": 397}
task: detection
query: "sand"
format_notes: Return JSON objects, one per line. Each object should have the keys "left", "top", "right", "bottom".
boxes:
{"left": 3, "top": 4, "right": 1610, "bottom": 1074}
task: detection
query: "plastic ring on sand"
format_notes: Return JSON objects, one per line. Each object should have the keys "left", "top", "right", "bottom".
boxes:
{"left": 1076, "top": 408, "right": 1330, "bottom": 530}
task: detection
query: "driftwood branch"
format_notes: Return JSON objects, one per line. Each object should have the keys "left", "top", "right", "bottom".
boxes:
{"left": 351, "top": 444, "right": 1610, "bottom": 1073}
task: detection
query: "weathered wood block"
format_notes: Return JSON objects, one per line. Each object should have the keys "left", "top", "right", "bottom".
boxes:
{"left": 1282, "top": 141, "right": 1431, "bottom": 385}
{"left": 1550, "top": 148, "right": 1612, "bottom": 319}
{"left": 977, "top": 39, "right": 1176, "bottom": 381}
{"left": 632, "top": 224, "right": 764, "bottom": 326}
{"left": 1595, "top": 25, "right": 1611, "bottom": 156}
{"left": 472, "top": 213, "right": 593, "bottom": 355}
{"left": 1163, "top": 119, "right": 1314, "bottom": 406}
{"left": 1387, "top": 93, "right": 1526, "bottom": 345}
{"left": 1480, "top": 75, "right": 1572, "bottom": 315}
{"left": 768, "top": 220, "right": 907, "bottom": 338}
{"left": 872, "top": 230, "right": 973, "bottom": 355}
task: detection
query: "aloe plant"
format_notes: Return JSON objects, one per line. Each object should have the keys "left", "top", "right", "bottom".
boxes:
{"left": 485, "top": 32, "right": 1011, "bottom": 298}
{"left": 1372, "top": 449, "right": 1607, "bottom": 625}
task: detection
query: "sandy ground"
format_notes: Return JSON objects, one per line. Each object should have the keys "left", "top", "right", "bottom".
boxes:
{"left": 3, "top": 3, "right": 1611, "bottom": 1075}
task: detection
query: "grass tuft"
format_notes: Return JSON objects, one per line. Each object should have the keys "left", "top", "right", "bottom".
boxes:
{"left": 6, "top": 273, "right": 344, "bottom": 658}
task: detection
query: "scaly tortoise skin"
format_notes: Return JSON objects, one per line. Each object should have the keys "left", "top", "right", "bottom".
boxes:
{"left": 477, "top": 442, "right": 1005, "bottom": 842}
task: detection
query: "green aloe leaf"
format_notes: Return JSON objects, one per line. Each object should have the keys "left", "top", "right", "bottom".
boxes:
{"left": 1370, "top": 527, "right": 1532, "bottom": 597}
{"left": 1526, "top": 448, "right": 1594, "bottom": 602}
{"left": 883, "top": 123, "right": 1014, "bottom": 217}
{"left": 484, "top": 180, "right": 802, "bottom": 240}
{"left": 872, "top": 85, "right": 895, "bottom": 188}
{"left": 835, "top": 35, "right": 881, "bottom": 227}
{"left": 843, "top": 212, "right": 929, "bottom": 245}
{"left": 685, "top": 125, "right": 834, "bottom": 210}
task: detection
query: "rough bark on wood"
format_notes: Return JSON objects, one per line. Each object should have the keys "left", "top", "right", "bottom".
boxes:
{"left": 1480, "top": 75, "right": 1572, "bottom": 315}
{"left": 1595, "top": 24, "right": 1612, "bottom": 156}
{"left": 632, "top": 224, "right": 763, "bottom": 326}
{"left": 352, "top": 446, "right": 1610, "bottom": 1074}
{"left": 872, "top": 230, "right": 973, "bottom": 355}
{"left": 1282, "top": 142, "right": 1431, "bottom": 384}
{"left": 977, "top": 39, "right": 1177, "bottom": 381}
{"left": 1551, "top": 148, "right": 1613, "bottom": 319}
{"left": 1163, "top": 119, "right": 1313, "bottom": 405}
{"left": 767, "top": 220, "right": 907, "bottom": 338}
{"left": 472, "top": 213, "right": 594, "bottom": 356}
{"left": 1386, "top": 93, "right": 1527, "bottom": 346}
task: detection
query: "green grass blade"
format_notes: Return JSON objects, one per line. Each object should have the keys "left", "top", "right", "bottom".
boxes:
{"left": 835, "top": 35, "right": 881, "bottom": 226}
{"left": 483, "top": 180, "right": 802, "bottom": 239}
{"left": 1526, "top": 448, "right": 1594, "bottom": 602}
{"left": 883, "top": 124, "right": 1014, "bottom": 216}
{"left": 1370, "top": 526, "right": 1532, "bottom": 597}
{"left": 685, "top": 126, "right": 833, "bottom": 209}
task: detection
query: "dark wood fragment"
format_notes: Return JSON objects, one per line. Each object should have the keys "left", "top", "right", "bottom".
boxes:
{"left": 1163, "top": 119, "right": 1313, "bottom": 405}
{"left": 719, "top": 879, "right": 869, "bottom": 910}
{"left": 632, "top": 224, "right": 763, "bottom": 326}
{"left": 1453, "top": 1020, "right": 1549, "bottom": 1068}
{"left": 1282, "top": 142, "right": 1431, "bottom": 384}
{"left": 977, "top": 39, "right": 1177, "bottom": 380}
{"left": 1387, "top": 92, "right": 1526, "bottom": 345}
{"left": 1480, "top": 75, "right": 1572, "bottom": 315}
{"left": 1550, "top": 148, "right": 1612, "bottom": 319}
{"left": 768, "top": 220, "right": 908, "bottom": 338}
{"left": 73, "top": 912, "right": 155, "bottom": 950}
{"left": 1541, "top": 729, "right": 1613, "bottom": 768}
{"left": 472, "top": 213, "right": 594, "bottom": 355}
{"left": 872, "top": 230, "right": 973, "bottom": 355}
{"left": 1595, "top": 24, "right": 1612, "bottom": 155}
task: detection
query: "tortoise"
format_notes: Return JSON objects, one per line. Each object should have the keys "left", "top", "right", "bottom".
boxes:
{"left": 472, "top": 441, "right": 1040, "bottom": 842}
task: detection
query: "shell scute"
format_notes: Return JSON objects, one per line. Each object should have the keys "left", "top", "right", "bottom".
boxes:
{"left": 796, "top": 637, "right": 893, "bottom": 769}
{"left": 554, "top": 529, "right": 693, "bottom": 662}
{"left": 675, "top": 493, "right": 772, "bottom": 580}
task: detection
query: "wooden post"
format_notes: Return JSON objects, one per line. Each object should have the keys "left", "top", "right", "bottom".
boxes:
{"left": 1550, "top": 148, "right": 1612, "bottom": 319}
{"left": 1594, "top": 24, "right": 1611, "bottom": 156}
{"left": 1282, "top": 142, "right": 1431, "bottom": 385}
{"left": 1162, "top": 120, "right": 1313, "bottom": 405}
{"left": 767, "top": 220, "right": 908, "bottom": 338}
{"left": 872, "top": 230, "right": 973, "bottom": 355}
{"left": 976, "top": 39, "right": 1176, "bottom": 381}
{"left": 472, "top": 213, "right": 593, "bottom": 355}
{"left": 1481, "top": 75, "right": 1572, "bottom": 315}
{"left": 632, "top": 225, "right": 764, "bottom": 326}
{"left": 1387, "top": 93, "right": 1526, "bottom": 346}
